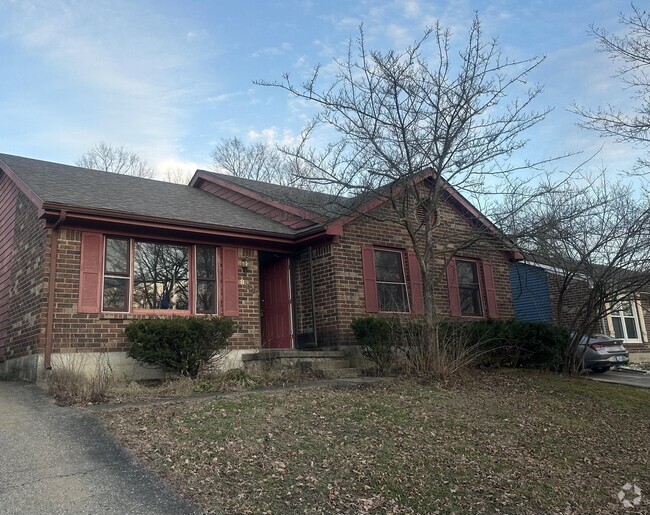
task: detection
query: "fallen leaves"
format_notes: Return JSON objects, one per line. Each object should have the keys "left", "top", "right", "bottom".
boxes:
{"left": 99, "top": 372, "right": 650, "bottom": 514}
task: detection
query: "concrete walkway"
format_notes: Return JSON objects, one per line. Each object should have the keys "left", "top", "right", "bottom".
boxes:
{"left": 589, "top": 369, "right": 650, "bottom": 389}
{"left": 0, "top": 381, "right": 199, "bottom": 515}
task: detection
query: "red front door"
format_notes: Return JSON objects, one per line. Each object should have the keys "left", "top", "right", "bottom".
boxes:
{"left": 260, "top": 256, "right": 292, "bottom": 348}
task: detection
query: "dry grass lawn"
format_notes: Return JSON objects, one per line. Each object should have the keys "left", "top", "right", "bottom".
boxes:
{"left": 98, "top": 370, "right": 650, "bottom": 514}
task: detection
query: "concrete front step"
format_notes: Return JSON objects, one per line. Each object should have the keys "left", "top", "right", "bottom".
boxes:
{"left": 241, "top": 349, "right": 362, "bottom": 378}
{"left": 242, "top": 349, "right": 346, "bottom": 361}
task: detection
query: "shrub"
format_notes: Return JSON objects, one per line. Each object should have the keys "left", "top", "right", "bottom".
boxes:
{"left": 400, "top": 320, "right": 484, "bottom": 380}
{"left": 48, "top": 350, "right": 114, "bottom": 405}
{"left": 471, "top": 320, "right": 570, "bottom": 371}
{"left": 125, "top": 317, "right": 234, "bottom": 378}
{"left": 432, "top": 319, "right": 570, "bottom": 371}
{"left": 352, "top": 317, "right": 571, "bottom": 377}
{"left": 351, "top": 317, "right": 399, "bottom": 374}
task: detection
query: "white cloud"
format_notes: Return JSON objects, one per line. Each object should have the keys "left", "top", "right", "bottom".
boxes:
{"left": 0, "top": 0, "right": 213, "bottom": 165}
{"left": 386, "top": 24, "right": 412, "bottom": 48}
{"left": 251, "top": 42, "right": 292, "bottom": 58}
{"left": 247, "top": 127, "right": 300, "bottom": 146}
{"left": 153, "top": 157, "right": 212, "bottom": 183}
{"left": 402, "top": 0, "right": 421, "bottom": 18}
{"left": 186, "top": 29, "right": 208, "bottom": 42}
{"left": 205, "top": 91, "right": 244, "bottom": 103}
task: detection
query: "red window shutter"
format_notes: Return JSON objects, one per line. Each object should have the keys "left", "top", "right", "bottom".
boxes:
{"left": 407, "top": 251, "right": 424, "bottom": 315}
{"left": 78, "top": 232, "right": 103, "bottom": 314}
{"left": 222, "top": 247, "right": 239, "bottom": 317}
{"left": 446, "top": 259, "right": 461, "bottom": 317}
{"left": 361, "top": 245, "right": 378, "bottom": 313}
{"left": 482, "top": 261, "right": 499, "bottom": 318}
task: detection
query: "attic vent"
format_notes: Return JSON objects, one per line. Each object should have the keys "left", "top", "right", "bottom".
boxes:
{"left": 416, "top": 204, "right": 437, "bottom": 225}
{"left": 417, "top": 205, "right": 426, "bottom": 223}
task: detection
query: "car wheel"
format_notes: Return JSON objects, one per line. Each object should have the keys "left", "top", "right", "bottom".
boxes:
{"left": 591, "top": 367, "right": 610, "bottom": 374}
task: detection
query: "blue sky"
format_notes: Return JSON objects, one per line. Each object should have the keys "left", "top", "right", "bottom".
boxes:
{"left": 0, "top": 0, "right": 638, "bottom": 179}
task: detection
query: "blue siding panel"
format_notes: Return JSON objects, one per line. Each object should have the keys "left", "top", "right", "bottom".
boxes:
{"left": 509, "top": 262, "right": 553, "bottom": 322}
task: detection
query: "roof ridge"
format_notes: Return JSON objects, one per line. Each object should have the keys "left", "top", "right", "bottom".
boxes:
{"left": 0, "top": 152, "right": 190, "bottom": 189}
{"left": 196, "top": 169, "right": 341, "bottom": 199}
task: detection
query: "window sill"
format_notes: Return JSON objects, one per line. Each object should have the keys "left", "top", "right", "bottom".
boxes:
{"left": 99, "top": 311, "right": 206, "bottom": 320}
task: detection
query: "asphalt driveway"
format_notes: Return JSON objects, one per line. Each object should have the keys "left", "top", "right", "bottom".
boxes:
{"left": 0, "top": 381, "right": 198, "bottom": 515}
{"left": 589, "top": 369, "right": 650, "bottom": 389}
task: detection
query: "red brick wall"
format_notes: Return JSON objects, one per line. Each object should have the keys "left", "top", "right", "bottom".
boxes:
{"left": 546, "top": 274, "right": 592, "bottom": 330}
{"left": 47, "top": 230, "right": 261, "bottom": 354}
{"left": 293, "top": 244, "right": 339, "bottom": 345}
{"left": 229, "top": 247, "right": 260, "bottom": 350}
{"left": 294, "top": 199, "right": 514, "bottom": 347}
{"left": 1, "top": 189, "right": 47, "bottom": 361}
{"left": 0, "top": 173, "right": 18, "bottom": 358}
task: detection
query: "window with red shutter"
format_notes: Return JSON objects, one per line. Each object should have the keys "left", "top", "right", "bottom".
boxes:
{"left": 482, "top": 261, "right": 499, "bottom": 318}
{"left": 361, "top": 245, "right": 379, "bottom": 313}
{"left": 446, "top": 260, "right": 461, "bottom": 317}
{"left": 447, "top": 258, "right": 499, "bottom": 318}
{"left": 83, "top": 234, "right": 222, "bottom": 315}
{"left": 78, "top": 232, "right": 103, "bottom": 313}
{"left": 221, "top": 247, "right": 239, "bottom": 317}
{"left": 407, "top": 251, "right": 424, "bottom": 315}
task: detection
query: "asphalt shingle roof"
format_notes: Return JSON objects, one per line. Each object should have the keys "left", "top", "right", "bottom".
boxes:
{"left": 197, "top": 170, "right": 357, "bottom": 219}
{"left": 0, "top": 153, "right": 297, "bottom": 236}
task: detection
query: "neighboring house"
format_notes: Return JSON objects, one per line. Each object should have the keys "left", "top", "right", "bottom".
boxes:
{"left": 509, "top": 260, "right": 650, "bottom": 354}
{"left": 0, "top": 153, "right": 517, "bottom": 380}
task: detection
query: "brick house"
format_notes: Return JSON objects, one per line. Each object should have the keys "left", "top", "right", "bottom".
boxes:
{"left": 0, "top": 153, "right": 518, "bottom": 380}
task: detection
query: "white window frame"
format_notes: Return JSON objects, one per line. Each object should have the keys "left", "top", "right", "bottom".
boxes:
{"left": 607, "top": 297, "right": 643, "bottom": 344}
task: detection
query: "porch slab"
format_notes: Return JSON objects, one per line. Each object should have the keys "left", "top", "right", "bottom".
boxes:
{"left": 241, "top": 350, "right": 347, "bottom": 361}
{"left": 241, "top": 349, "right": 364, "bottom": 378}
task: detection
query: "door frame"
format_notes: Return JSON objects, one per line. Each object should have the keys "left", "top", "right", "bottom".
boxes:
{"left": 259, "top": 253, "right": 294, "bottom": 349}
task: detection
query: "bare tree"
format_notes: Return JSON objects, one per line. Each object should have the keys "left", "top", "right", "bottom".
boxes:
{"left": 258, "top": 17, "right": 550, "bottom": 330}
{"left": 77, "top": 142, "right": 156, "bottom": 179}
{"left": 502, "top": 172, "right": 650, "bottom": 372}
{"left": 572, "top": 5, "right": 650, "bottom": 171}
{"left": 164, "top": 167, "right": 194, "bottom": 185}
{"left": 210, "top": 137, "right": 282, "bottom": 182}
{"left": 210, "top": 136, "right": 319, "bottom": 189}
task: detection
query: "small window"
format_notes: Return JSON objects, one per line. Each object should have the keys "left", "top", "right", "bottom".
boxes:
{"left": 456, "top": 260, "right": 483, "bottom": 316}
{"left": 196, "top": 246, "right": 217, "bottom": 314}
{"left": 103, "top": 238, "right": 130, "bottom": 312}
{"left": 374, "top": 249, "right": 409, "bottom": 312}
{"left": 133, "top": 242, "right": 189, "bottom": 310}
{"left": 610, "top": 298, "right": 641, "bottom": 342}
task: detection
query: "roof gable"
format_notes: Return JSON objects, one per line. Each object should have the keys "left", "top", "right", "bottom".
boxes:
{"left": 192, "top": 170, "right": 355, "bottom": 222}
{"left": 191, "top": 168, "right": 518, "bottom": 255}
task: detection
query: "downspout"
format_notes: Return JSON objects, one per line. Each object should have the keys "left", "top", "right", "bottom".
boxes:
{"left": 309, "top": 246, "right": 318, "bottom": 347}
{"left": 44, "top": 210, "right": 66, "bottom": 370}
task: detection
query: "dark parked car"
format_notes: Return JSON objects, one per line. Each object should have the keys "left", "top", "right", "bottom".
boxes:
{"left": 576, "top": 334, "right": 629, "bottom": 373}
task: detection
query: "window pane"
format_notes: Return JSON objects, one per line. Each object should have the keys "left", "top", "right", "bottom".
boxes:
{"left": 196, "top": 280, "right": 216, "bottom": 313}
{"left": 374, "top": 250, "right": 405, "bottom": 282}
{"left": 133, "top": 242, "right": 189, "bottom": 310}
{"left": 619, "top": 301, "right": 633, "bottom": 316}
{"left": 378, "top": 283, "right": 408, "bottom": 312}
{"left": 105, "top": 238, "right": 129, "bottom": 275}
{"left": 197, "top": 246, "right": 216, "bottom": 279}
{"left": 611, "top": 317, "right": 624, "bottom": 338}
{"left": 624, "top": 317, "right": 638, "bottom": 339}
{"left": 459, "top": 286, "right": 482, "bottom": 316}
{"left": 103, "top": 277, "right": 129, "bottom": 311}
{"left": 456, "top": 261, "right": 479, "bottom": 285}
